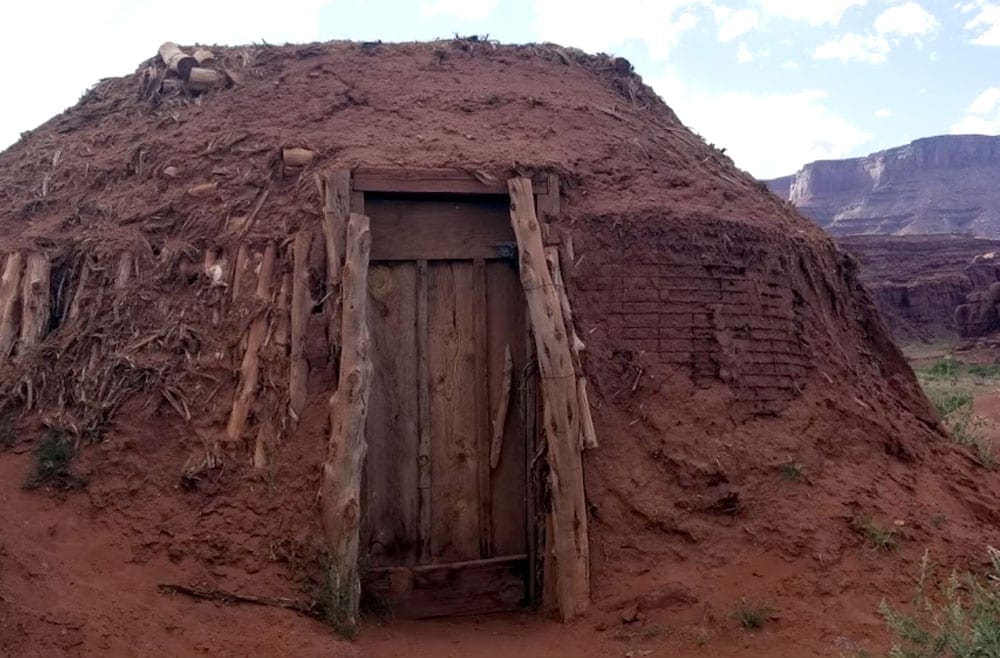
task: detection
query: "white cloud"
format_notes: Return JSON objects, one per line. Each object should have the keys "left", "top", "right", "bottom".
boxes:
{"left": 421, "top": 0, "right": 499, "bottom": 20}
{"left": 969, "top": 87, "right": 1000, "bottom": 115}
{"left": 781, "top": 59, "right": 800, "bottom": 70}
{"left": 812, "top": 2, "right": 937, "bottom": 64}
{"left": 814, "top": 32, "right": 890, "bottom": 63}
{"left": 961, "top": 1, "right": 1000, "bottom": 45}
{"left": 875, "top": 108, "right": 893, "bottom": 118}
{"left": 714, "top": 7, "right": 759, "bottom": 42}
{"left": 737, "top": 42, "right": 753, "bottom": 63}
{"left": 751, "top": 0, "right": 867, "bottom": 26}
{"left": 533, "top": 0, "right": 706, "bottom": 59}
{"left": 953, "top": 87, "right": 1000, "bottom": 133}
{"left": 0, "top": 0, "right": 332, "bottom": 148}
{"left": 649, "top": 71, "right": 873, "bottom": 177}
{"left": 874, "top": 2, "right": 938, "bottom": 36}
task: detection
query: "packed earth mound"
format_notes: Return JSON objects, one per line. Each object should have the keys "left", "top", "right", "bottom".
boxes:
{"left": 2, "top": 39, "right": 1000, "bottom": 656}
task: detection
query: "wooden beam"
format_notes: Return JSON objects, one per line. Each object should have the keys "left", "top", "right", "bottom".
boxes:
{"left": 473, "top": 258, "right": 492, "bottom": 557}
{"left": 365, "top": 554, "right": 528, "bottom": 619}
{"left": 353, "top": 167, "right": 548, "bottom": 195}
{"left": 318, "top": 211, "right": 373, "bottom": 634}
{"left": 0, "top": 253, "right": 23, "bottom": 363}
{"left": 416, "top": 259, "right": 432, "bottom": 563}
{"left": 506, "top": 177, "right": 589, "bottom": 621}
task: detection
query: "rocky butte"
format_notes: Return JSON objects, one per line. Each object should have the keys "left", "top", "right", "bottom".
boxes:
{"left": 767, "top": 134, "right": 1000, "bottom": 237}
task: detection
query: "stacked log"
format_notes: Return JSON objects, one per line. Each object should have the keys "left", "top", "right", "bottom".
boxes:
{"left": 158, "top": 42, "right": 226, "bottom": 94}
{"left": 158, "top": 42, "right": 197, "bottom": 79}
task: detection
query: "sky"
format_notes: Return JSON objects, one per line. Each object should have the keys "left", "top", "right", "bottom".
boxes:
{"left": 2, "top": 0, "right": 999, "bottom": 178}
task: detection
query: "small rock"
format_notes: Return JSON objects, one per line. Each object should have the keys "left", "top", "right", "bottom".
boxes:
{"left": 162, "top": 166, "right": 179, "bottom": 178}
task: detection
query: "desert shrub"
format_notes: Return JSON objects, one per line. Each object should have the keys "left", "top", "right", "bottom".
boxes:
{"left": 924, "top": 357, "right": 959, "bottom": 379}
{"left": 853, "top": 516, "right": 898, "bottom": 551}
{"left": 24, "top": 427, "right": 85, "bottom": 490}
{"left": 732, "top": 601, "right": 774, "bottom": 630}
{"left": 879, "top": 548, "right": 1000, "bottom": 658}
{"left": 921, "top": 381, "right": 994, "bottom": 469}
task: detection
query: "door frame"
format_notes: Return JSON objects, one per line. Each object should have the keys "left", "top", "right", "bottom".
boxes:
{"left": 351, "top": 168, "right": 556, "bottom": 615}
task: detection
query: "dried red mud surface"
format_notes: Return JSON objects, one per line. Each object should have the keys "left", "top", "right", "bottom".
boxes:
{"left": 1, "top": 39, "right": 1000, "bottom": 656}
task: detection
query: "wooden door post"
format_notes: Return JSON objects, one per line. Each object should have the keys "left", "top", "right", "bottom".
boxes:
{"left": 506, "top": 177, "right": 590, "bottom": 621}
{"left": 318, "top": 211, "right": 373, "bottom": 634}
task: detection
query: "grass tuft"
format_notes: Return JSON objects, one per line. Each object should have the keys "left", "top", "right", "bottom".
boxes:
{"left": 776, "top": 461, "right": 805, "bottom": 482}
{"left": 732, "top": 601, "right": 774, "bottom": 630}
{"left": 852, "top": 515, "right": 898, "bottom": 552}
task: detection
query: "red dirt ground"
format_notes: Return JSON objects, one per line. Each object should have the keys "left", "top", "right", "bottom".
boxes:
{"left": 1, "top": 39, "right": 1000, "bottom": 657}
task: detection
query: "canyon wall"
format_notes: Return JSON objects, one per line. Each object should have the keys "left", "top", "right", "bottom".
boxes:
{"left": 839, "top": 234, "right": 1000, "bottom": 340}
{"left": 768, "top": 135, "right": 1000, "bottom": 237}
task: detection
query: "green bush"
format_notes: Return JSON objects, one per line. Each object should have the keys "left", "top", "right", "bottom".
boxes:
{"left": 880, "top": 548, "right": 1000, "bottom": 658}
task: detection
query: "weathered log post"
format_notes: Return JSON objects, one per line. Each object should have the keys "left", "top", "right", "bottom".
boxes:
{"left": 507, "top": 177, "right": 590, "bottom": 621}
{"left": 546, "top": 247, "right": 598, "bottom": 451}
{"left": 0, "top": 253, "right": 24, "bottom": 362}
{"left": 66, "top": 257, "right": 90, "bottom": 324}
{"left": 319, "top": 170, "right": 351, "bottom": 364}
{"left": 288, "top": 230, "right": 313, "bottom": 420}
{"left": 226, "top": 242, "right": 276, "bottom": 444}
{"left": 317, "top": 211, "right": 372, "bottom": 634}
{"left": 19, "top": 253, "right": 51, "bottom": 348}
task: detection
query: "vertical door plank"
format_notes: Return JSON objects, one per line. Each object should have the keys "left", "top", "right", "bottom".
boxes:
{"left": 416, "top": 260, "right": 432, "bottom": 562}
{"left": 428, "top": 261, "right": 481, "bottom": 562}
{"left": 365, "top": 262, "right": 420, "bottom": 567}
{"left": 473, "top": 259, "right": 493, "bottom": 558}
{"left": 486, "top": 260, "right": 529, "bottom": 557}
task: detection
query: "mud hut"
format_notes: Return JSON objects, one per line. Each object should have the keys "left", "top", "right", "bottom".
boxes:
{"left": 1, "top": 39, "right": 996, "bottom": 649}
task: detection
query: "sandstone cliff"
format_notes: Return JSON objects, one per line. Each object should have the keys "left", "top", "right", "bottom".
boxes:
{"left": 768, "top": 135, "right": 1000, "bottom": 236}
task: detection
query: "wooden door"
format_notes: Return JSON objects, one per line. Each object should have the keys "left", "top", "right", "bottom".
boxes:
{"left": 361, "top": 194, "right": 532, "bottom": 618}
